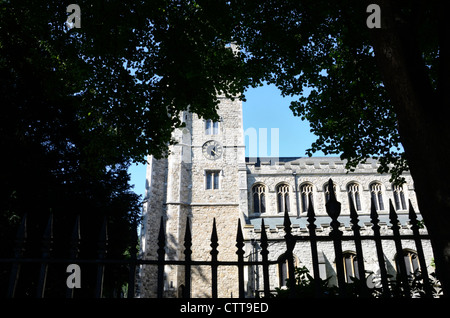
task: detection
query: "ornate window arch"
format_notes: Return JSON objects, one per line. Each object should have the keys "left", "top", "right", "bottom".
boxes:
{"left": 342, "top": 251, "right": 360, "bottom": 283}
{"left": 205, "top": 119, "right": 219, "bottom": 135}
{"left": 395, "top": 249, "right": 420, "bottom": 277}
{"left": 393, "top": 183, "right": 407, "bottom": 210}
{"left": 277, "top": 253, "right": 299, "bottom": 287}
{"left": 276, "top": 183, "right": 290, "bottom": 213}
{"left": 370, "top": 182, "right": 385, "bottom": 211}
{"left": 252, "top": 184, "right": 266, "bottom": 213}
{"left": 347, "top": 182, "right": 362, "bottom": 211}
{"left": 300, "top": 183, "right": 314, "bottom": 213}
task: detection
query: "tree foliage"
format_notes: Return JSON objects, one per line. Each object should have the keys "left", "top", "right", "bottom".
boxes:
{"left": 230, "top": 0, "right": 442, "bottom": 183}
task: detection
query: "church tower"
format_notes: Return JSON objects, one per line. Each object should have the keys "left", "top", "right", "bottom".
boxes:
{"left": 139, "top": 97, "right": 248, "bottom": 297}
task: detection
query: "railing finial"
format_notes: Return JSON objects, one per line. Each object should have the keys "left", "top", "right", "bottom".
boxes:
{"left": 325, "top": 179, "right": 341, "bottom": 221}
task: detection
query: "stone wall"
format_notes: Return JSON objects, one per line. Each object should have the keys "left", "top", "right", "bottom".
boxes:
{"left": 246, "top": 157, "right": 419, "bottom": 217}
{"left": 138, "top": 97, "right": 247, "bottom": 298}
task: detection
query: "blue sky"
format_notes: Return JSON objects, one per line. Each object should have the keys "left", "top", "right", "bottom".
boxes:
{"left": 127, "top": 84, "right": 325, "bottom": 198}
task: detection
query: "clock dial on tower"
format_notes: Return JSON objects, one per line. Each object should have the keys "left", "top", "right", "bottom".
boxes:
{"left": 202, "top": 140, "right": 223, "bottom": 160}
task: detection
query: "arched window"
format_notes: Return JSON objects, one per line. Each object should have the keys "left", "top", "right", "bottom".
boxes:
{"left": 343, "top": 252, "right": 360, "bottom": 283}
{"left": 347, "top": 183, "right": 362, "bottom": 211}
{"left": 278, "top": 253, "right": 298, "bottom": 287}
{"left": 252, "top": 184, "right": 266, "bottom": 213}
{"left": 393, "top": 184, "right": 407, "bottom": 210}
{"left": 324, "top": 182, "right": 337, "bottom": 203}
{"left": 277, "top": 184, "right": 290, "bottom": 213}
{"left": 370, "top": 182, "right": 385, "bottom": 211}
{"left": 395, "top": 250, "right": 420, "bottom": 277}
{"left": 205, "top": 119, "right": 219, "bottom": 135}
{"left": 300, "top": 183, "right": 314, "bottom": 213}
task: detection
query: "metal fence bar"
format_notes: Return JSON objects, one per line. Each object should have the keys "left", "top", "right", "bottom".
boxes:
{"left": 183, "top": 218, "right": 192, "bottom": 299}
{"left": 210, "top": 218, "right": 219, "bottom": 299}
{"left": 283, "top": 210, "right": 297, "bottom": 298}
{"left": 349, "top": 197, "right": 369, "bottom": 297}
{"left": 408, "top": 200, "right": 433, "bottom": 297}
{"left": 236, "top": 219, "right": 245, "bottom": 298}
{"left": 325, "top": 179, "right": 347, "bottom": 297}
{"left": 259, "top": 219, "right": 271, "bottom": 298}
{"left": 389, "top": 200, "right": 411, "bottom": 295}
{"left": 36, "top": 214, "right": 53, "bottom": 298}
{"left": 157, "top": 216, "right": 165, "bottom": 298}
{"left": 307, "top": 201, "right": 322, "bottom": 297}
{"left": 370, "top": 198, "right": 391, "bottom": 298}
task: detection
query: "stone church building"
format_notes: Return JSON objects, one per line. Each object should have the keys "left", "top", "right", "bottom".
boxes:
{"left": 137, "top": 97, "right": 433, "bottom": 298}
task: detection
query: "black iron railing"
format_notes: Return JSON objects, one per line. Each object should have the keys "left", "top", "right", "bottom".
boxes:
{"left": 0, "top": 179, "right": 436, "bottom": 298}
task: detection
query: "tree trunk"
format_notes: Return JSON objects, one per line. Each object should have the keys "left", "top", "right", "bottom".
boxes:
{"left": 370, "top": 0, "right": 450, "bottom": 296}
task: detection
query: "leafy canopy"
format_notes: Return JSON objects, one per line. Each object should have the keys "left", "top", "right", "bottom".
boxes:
{"left": 2, "top": 1, "right": 441, "bottom": 176}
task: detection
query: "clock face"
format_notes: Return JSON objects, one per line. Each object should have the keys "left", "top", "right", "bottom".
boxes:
{"left": 202, "top": 140, "right": 223, "bottom": 160}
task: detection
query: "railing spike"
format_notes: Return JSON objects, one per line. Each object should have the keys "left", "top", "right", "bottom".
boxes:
{"left": 306, "top": 197, "right": 316, "bottom": 220}
{"left": 211, "top": 218, "right": 218, "bottom": 248}
{"left": 283, "top": 209, "right": 291, "bottom": 235}
{"left": 157, "top": 216, "right": 166, "bottom": 298}
{"left": 210, "top": 218, "right": 219, "bottom": 298}
{"left": 236, "top": 219, "right": 245, "bottom": 298}
{"left": 184, "top": 217, "right": 192, "bottom": 250}
{"left": 408, "top": 199, "right": 417, "bottom": 223}
{"left": 157, "top": 216, "right": 165, "bottom": 252}
{"left": 260, "top": 218, "right": 268, "bottom": 249}
{"left": 183, "top": 217, "right": 192, "bottom": 298}
{"left": 349, "top": 196, "right": 358, "bottom": 224}
{"left": 325, "top": 179, "right": 341, "bottom": 221}
{"left": 389, "top": 199, "right": 399, "bottom": 225}
{"left": 370, "top": 195, "right": 379, "bottom": 224}
{"left": 236, "top": 218, "right": 244, "bottom": 245}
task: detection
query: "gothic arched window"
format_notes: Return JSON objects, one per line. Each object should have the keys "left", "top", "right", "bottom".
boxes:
{"left": 347, "top": 183, "right": 362, "bottom": 211}
{"left": 252, "top": 184, "right": 266, "bottom": 213}
{"left": 343, "top": 252, "right": 360, "bottom": 283}
{"left": 277, "top": 184, "right": 290, "bottom": 213}
{"left": 300, "top": 183, "right": 314, "bottom": 213}
{"left": 395, "top": 250, "right": 420, "bottom": 277}
{"left": 277, "top": 253, "right": 299, "bottom": 287}
{"left": 393, "top": 184, "right": 407, "bottom": 210}
{"left": 205, "top": 119, "right": 219, "bottom": 135}
{"left": 370, "top": 182, "right": 385, "bottom": 211}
